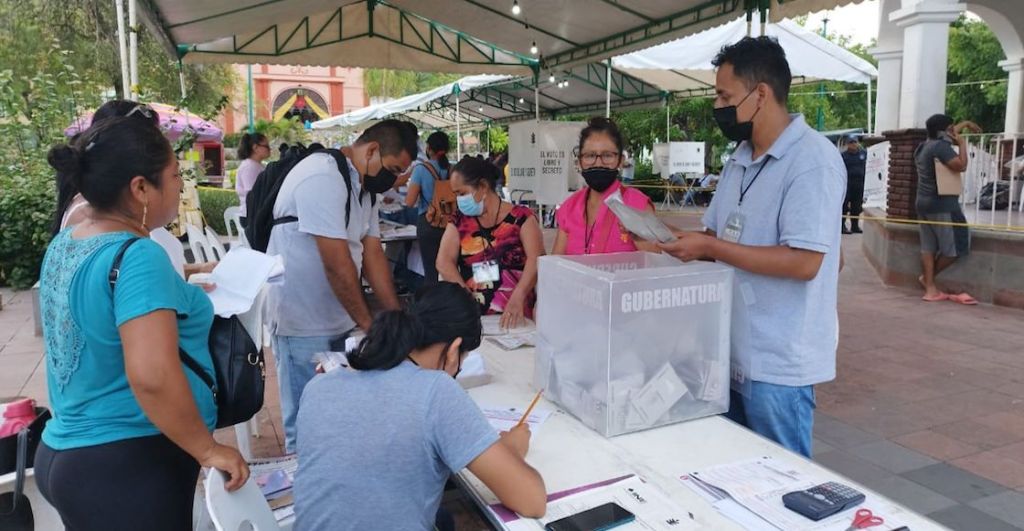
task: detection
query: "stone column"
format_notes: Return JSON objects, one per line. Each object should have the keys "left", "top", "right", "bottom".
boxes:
{"left": 884, "top": 129, "right": 928, "bottom": 219}
{"left": 1001, "top": 57, "right": 1024, "bottom": 134}
{"left": 871, "top": 49, "right": 903, "bottom": 134}
{"left": 891, "top": 0, "right": 963, "bottom": 129}
{"left": 871, "top": 0, "right": 904, "bottom": 135}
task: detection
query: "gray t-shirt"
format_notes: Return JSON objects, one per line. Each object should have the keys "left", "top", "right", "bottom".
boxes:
{"left": 294, "top": 362, "right": 499, "bottom": 531}
{"left": 703, "top": 114, "right": 846, "bottom": 387}
{"left": 267, "top": 153, "right": 381, "bottom": 336}
{"left": 914, "top": 137, "right": 960, "bottom": 213}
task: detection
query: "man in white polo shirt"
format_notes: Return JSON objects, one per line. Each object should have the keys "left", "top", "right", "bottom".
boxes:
{"left": 659, "top": 37, "right": 845, "bottom": 457}
{"left": 268, "top": 120, "right": 418, "bottom": 452}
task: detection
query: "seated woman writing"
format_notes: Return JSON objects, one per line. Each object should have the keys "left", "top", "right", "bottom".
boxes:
{"left": 552, "top": 117, "right": 660, "bottom": 255}
{"left": 437, "top": 157, "right": 544, "bottom": 329}
{"left": 293, "top": 282, "right": 546, "bottom": 531}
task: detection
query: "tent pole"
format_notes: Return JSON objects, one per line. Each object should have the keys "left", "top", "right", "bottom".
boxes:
{"left": 115, "top": 0, "right": 130, "bottom": 99}
{"left": 246, "top": 64, "right": 255, "bottom": 133}
{"left": 535, "top": 85, "right": 540, "bottom": 121}
{"left": 665, "top": 99, "right": 670, "bottom": 142}
{"left": 178, "top": 59, "right": 187, "bottom": 100}
{"left": 128, "top": 0, "right": 138, "bottom": 100}
{"left": 605, "top": 59, "right": 612, "bottom": 118}
{"left": 456, "top": 95, "right": 462, "bottom": 159}
{"left": 867, "top": 78, "right": 873, "bottom": 135}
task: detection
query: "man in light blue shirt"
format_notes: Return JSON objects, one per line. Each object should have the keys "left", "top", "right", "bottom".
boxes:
{"left": 660, "top": 37, "right": 845, "bottom": 457}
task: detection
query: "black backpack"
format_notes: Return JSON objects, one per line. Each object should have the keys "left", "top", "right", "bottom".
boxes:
{"left": 244, "top": 147, "right": 370, "bottom": 252}
{"left": 109, "top": 238, "right": 264, "bottom": 429}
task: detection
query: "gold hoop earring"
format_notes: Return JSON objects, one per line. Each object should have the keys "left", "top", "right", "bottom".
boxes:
{"left": 142, "top": 202, "right": 148, "bottom": 230}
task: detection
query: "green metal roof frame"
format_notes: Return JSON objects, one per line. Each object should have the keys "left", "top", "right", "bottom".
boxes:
{"left": 541, "top": 0, "right": 745, "bottom": 69}
{"left": 403, "top": 66, "right": 670, "bottom": 128}
{"left": 172, "top": 0, "right": 540, "bottom": 71}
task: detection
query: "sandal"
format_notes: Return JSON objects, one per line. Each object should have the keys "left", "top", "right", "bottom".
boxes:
{"left": 922, "top": 292, "right": 948, "bottom": 302}
{"left": 948, "top": 293, "right": 978, "bottom": 305}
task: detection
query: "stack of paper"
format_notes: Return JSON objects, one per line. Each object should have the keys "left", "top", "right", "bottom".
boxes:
{"left": 492, "top": 474, "right": 699, "bottom": 530}
{"left": 249, "top": 456, "right": 298, "bottom": 523}
{"left": 682, "top": 457, "right": 912, "bottom": 530}
{"left": 206, "top": 248, "right": 282, "bottom": 317}
{"left": 604, "top": 189, "right": 677, "bottom": 243}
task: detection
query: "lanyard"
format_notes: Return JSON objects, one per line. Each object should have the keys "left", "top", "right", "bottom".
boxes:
{"left": 475, "top": 199, "right": 503, "bottom": 249}
{"left": 738, "top": 159, "right": 770, "bottom": 206}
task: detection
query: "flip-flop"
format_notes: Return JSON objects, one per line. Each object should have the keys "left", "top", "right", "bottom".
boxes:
{"left": 922, "top": 292, "right": 948, "bottom": 302}
{"left": 948, "top": 293, "right": 978, "bottom": 305}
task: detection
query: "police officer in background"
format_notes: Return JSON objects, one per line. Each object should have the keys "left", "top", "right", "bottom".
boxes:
{"left": 841, "top": 135, "right": 867, "bottom": 234}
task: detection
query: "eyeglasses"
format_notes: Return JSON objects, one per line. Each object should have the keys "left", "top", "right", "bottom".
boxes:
{"left": 125, "top": 104, "right": 154, "bottom": 119}
{"left": 579, "top": 151, "right": 620, "bottom": 165}
{"left": 256, "top": 143, "right": 270, "bottom": 149}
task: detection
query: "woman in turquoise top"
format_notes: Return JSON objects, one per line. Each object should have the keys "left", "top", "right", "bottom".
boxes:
{"left": 35, "top": 117, "right": 248, "bottom": 531}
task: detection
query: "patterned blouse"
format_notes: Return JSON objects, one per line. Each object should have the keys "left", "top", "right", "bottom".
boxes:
{"left": 452, "top": 204, "right": 536, "bottom": 317}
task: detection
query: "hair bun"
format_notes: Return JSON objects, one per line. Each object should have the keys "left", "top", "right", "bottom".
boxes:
{"left": 47, "top": 144, "right": 83, "bottom": 177}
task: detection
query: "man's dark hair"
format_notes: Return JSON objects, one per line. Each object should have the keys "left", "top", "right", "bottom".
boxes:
{"left": 357, "top": 119, "right": 419, "bottom": 159}
{"left": 712, "top": 36, "right": 792, "bottom": 103}
{"left": 925, "top": 114, "right": 953, "bottom": 139}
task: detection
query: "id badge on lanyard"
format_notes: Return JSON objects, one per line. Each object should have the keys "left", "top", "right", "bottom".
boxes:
{"left": 723, "top": 211, "right": 745, "bottom": 243}
{"left": 472, "top": 260, "right": 501, "bottom": 284}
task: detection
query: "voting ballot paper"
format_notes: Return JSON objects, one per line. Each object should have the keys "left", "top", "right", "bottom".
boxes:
{"left": 604, "top": 190, "right": 677, "bottom": 244}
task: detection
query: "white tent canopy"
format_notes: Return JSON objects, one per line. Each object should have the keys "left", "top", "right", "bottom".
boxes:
{"left": 613, "top": 17, "right": 878, "bottom": 95}
{"left": 313, "top": 75, "right": 511, "bottom": 130}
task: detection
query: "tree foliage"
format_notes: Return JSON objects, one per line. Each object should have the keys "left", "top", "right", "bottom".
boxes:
{"left": 364, "top": 69, "right": 462, "bottom": 100}
{"left": 947, "top": 16, "right": 1008, "bottom": 133}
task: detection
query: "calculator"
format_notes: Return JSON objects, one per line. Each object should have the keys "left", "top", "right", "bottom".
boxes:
{"left": 782, "top": 481, "right": 866, "bottom": 521}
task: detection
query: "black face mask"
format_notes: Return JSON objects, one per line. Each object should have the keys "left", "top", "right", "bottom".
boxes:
{"left": 582, "top": 167, "right": 619, "bottom": 193}
{"left": 713, "top": 88, "right": 760, "bottom": 142}
{"left": 364, "top": 168, "right": 398, "bottom": 194}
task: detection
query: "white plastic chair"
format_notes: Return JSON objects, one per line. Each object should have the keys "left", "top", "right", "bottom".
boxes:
{"left": 186, "top": 224, "right": 213, "bottom": 263}
{"left": 205, "top": 226, "right": 229, "bottom": 261}
{"left": 204, "top": 468, "right": 281, "bottom": 531}
{"left": 224, "top": 206, "right": 248, "bottom": 248}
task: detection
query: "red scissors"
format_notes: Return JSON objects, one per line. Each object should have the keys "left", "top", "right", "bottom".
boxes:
{"left": 845, "top": 508, "right": 884, "bottom": 530}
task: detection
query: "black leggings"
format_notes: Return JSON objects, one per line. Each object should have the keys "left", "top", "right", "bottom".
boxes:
{"left": 35, "top": 435, "right": 200, "bottom": 531}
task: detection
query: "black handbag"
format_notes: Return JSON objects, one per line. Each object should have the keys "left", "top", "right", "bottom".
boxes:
{"left": 0, "top": 430, "right": 34, "bottom": 531}
{"left": 0, "top": 407, "right": 50, "bottom": 476}
{"left": 109, "top": 238, "right": 266, "bottom": 429}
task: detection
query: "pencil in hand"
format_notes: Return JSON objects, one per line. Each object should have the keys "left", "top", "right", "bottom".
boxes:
{"left": 515, "top": 389, "right": 544, "bottom": 428}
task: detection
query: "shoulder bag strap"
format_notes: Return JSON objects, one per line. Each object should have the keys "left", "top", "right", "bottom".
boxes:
{"left": 108, "top": 237, "right": 217, "bottom": 397}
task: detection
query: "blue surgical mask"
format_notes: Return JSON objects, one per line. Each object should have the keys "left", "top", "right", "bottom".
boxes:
{"left": 457, "top": 192, "right": 484, "bottom": 216}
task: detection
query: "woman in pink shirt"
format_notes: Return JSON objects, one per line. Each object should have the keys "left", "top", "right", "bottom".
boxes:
{"left": 553, "top": 117, "right": 659, "bottom": 255}
{"left": 234, "top": 132, "right": 270, "bottom": 224}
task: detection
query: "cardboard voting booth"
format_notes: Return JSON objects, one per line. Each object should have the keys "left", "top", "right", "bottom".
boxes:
{"left": 508, "top": 121, "right": 585, "bottom": 206}
{"left": 535, "top": 252, "right": 732, "bottom": 437}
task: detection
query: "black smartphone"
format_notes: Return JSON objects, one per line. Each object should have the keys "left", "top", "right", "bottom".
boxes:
{"left": 544, "top": 502, "right": 636, "bottom": 531}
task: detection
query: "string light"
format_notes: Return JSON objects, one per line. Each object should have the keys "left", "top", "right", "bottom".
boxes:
{"left": 530, "top": 41, "right": 538, "bottom": 55}
{"left": 511, "top": 0, "right": 521, "bottom": 15}
{"left": 518, "top": 97, "right": 525, "bottom": 103}
{"left": 548, "top": 74, "right": 555, "bottom": 83}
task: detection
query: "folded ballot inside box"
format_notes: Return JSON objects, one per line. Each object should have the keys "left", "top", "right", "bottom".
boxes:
{"left": 535, "top": 252, "right": 733, "bottom": 437}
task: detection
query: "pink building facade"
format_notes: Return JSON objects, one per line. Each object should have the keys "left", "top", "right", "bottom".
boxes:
{"left": 220, "top": 64, "right": 368, "bottom": 133}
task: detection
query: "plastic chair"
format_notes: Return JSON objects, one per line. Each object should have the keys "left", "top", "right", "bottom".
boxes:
{"left": 186, "top": 224, "right": 212, "bottom": 263}
{"left": 224, "top": 206, "right": 248, "bottom": 248}
{"left": 205, "top": 226, "right": 228, "bottom": 261}
{"left": 204, "top": 468, "right": 281, "bottom": 531}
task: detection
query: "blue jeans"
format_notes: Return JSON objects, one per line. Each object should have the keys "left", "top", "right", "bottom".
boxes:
{"left": 272, "top": 333, "right": 348, "bottom": 453}
{"left": 726, "top": 382, "right": 816, "bottom": 457}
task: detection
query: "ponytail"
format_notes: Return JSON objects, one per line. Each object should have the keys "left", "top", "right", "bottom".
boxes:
{"left": 349, "top": 310, "right": 424, "bottom": 371}
{"left": 426, "top": 131, "right": 451, "bottom": 171}
{"left": 238, "top": 132, "right": 267, "bottom": 160}
{"left": 348, "top": 282, "right": 483, "bottom": 371}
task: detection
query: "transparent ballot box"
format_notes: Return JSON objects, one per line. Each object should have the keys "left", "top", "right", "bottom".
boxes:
{"left": 534, "top": 252, "right": 732, "bottom": 437}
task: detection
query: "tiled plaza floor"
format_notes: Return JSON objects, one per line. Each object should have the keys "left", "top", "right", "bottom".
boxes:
{"left": 2, "top": 228, "right": 1022, "bottom": 530}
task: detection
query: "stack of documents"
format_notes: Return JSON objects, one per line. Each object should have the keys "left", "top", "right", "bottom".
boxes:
{"left": 205, "top": 248, "right": 282, "bottom": 317}
{"left": 681, "top": 457, "right": 911, "bottom": 530}
{"left": 250, "top": 456, "right": 298, "bottom": 523}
